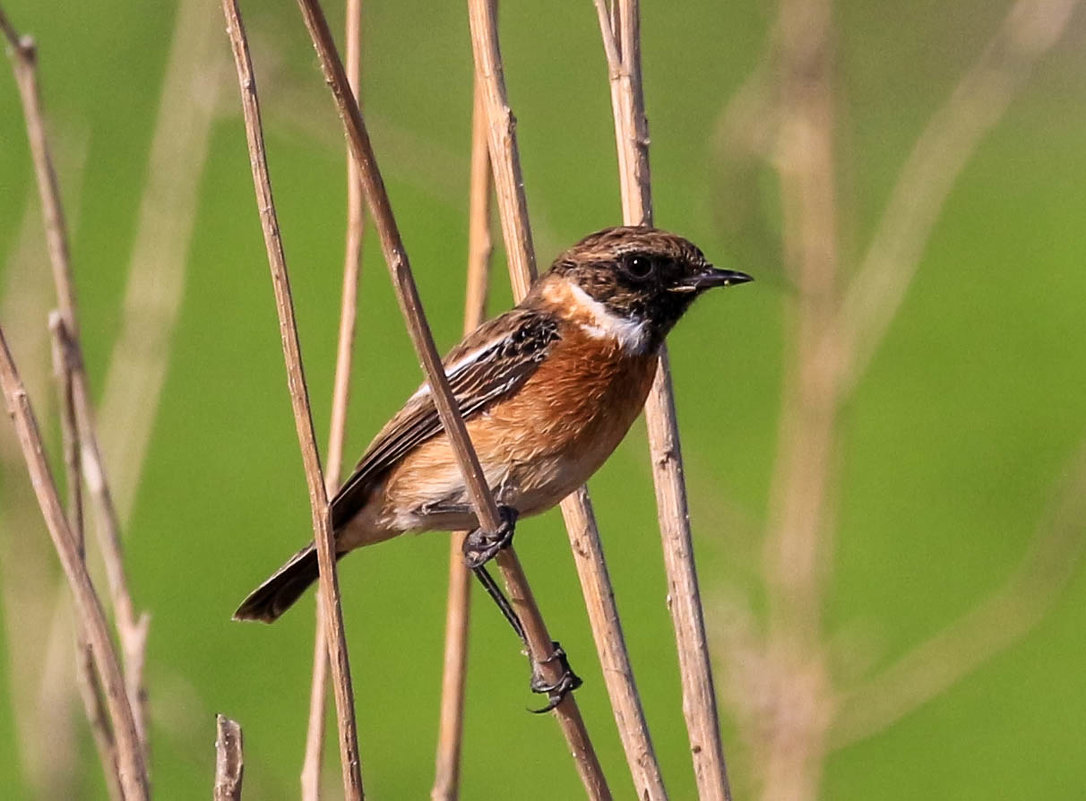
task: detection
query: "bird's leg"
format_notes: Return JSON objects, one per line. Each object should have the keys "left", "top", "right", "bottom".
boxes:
{"left": 471, "top": 563, "right": 526, "bottom": 642}
{"left": 527, "top": 642, "right": 582, "bottom": 714}
{"left": 462, "top": 504, "right": 518, "bottom": 568}
{"left": 470, "top": 561, "right": 582, "bottom": 713}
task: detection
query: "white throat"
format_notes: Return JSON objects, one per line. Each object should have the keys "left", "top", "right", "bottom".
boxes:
{"left": 567, "top": 283, "right": 648, "bottom": 354}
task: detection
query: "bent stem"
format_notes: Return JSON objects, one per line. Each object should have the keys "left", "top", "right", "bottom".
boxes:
{"left": 431, "top": 80, "right": 493, "bottom": 801}
{"left": 302, "top": 1, "right": 366, "bottom": 798}
{"left": 221, "top": 2, "right": 365, "bottom": 798}
{"left": 0, "top": 4, "right": 151, "bottom": 761}
{"left": 50, "top": 316, "right": 123, "bottom": 801}
{"left": 0, "top": 324, "right": 148, "bottom": 800}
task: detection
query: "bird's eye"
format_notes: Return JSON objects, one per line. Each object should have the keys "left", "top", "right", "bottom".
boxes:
{"left": 623, "top": 254, "right": 655, "bottom": 281}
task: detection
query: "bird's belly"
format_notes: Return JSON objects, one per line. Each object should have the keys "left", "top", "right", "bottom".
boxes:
{"left": 380, "top": 432, "right": 625, "bottom": 535}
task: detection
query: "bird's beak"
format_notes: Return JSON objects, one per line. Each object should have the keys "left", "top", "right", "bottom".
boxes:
{"left": 675, "top": 267, "right": 753, "bottom": 292}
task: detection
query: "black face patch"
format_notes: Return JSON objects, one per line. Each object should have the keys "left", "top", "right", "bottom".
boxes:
{"left": 548, "top": 226, "right": 715, "bottom": 349}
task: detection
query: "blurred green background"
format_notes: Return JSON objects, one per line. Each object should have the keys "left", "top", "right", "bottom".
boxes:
{"left": 2, "top": 0, "right": 1085, "bottom": 798}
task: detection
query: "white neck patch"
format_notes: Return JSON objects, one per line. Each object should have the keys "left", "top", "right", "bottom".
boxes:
{"left": 567, "top": 282, "right": 648, "bottom": 354}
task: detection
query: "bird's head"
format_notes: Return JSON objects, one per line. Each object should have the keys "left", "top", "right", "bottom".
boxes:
{"left": 544, "top": 226, "right": 751, "bottom": 351}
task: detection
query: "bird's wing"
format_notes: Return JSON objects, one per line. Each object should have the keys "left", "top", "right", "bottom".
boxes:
{"left": 330, "top": 308, "right": 560, "bottom": 527}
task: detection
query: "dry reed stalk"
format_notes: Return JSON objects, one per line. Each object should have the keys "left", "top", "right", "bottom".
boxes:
{"left": 302, "top": 560, "right": 331, "bottom": 801}
{"left": 33, "top": 587, "right": 81, "bottom": 797}
{"left": 214, "top": 715, "right": 245, "bottom": 801}
{"left": 0, "top": 200, "right": 75, "bottom": 799}
{"left": 593, "top": 2, "right": 732, "bottom": 798}
{"left": 591, "top": 0, "right": 651, "bottom": 226}
{"left": 78, "top": 388, "right": 151, "bottom": 760}
{"left": 559, "top": 487, "right": 667, "bottom": 798}
{"left": 24, "top": 156, "right": 124, "bottom": 801}
{"left": 0, "top": 6, "right": 151, "bottom": 759}
{"left": 49, "top": 316, "right": 83, "bottom": 556}
{"left": 50, "top": 315, "right": 123, "bottom": 801}
{"left": 743, "top": 0, "right": 1082, "bottom": 795}
{"left": 0, "top": 324, "right": 148, "bottom": 800}
{"left": 328, "top": 0, "right": 365, "bottom": 544}
{"left": 431, "top": 80, "right": 493, "bottom": 801}
{"left": 98, "top": 0, "right": 225, "bottom": 522}
{"left": 290, "top": 1, "right": 610, "bottom": 797}
{"left": 464, "top": 0, "right": 536, "bottom": 299}
{"left": 757, "top": 0, "right": 840, "bottom": 797}
{"left": 833, "top": 445, "right": 1086, "bottom": 747}
{"left": 691, "top": 0, "right": 1086, "bottom": 795}
{"left": 465, "top": 1, "right": 662, "bottom": 797}
{"left": 834, "top": 0, "right": 1081, "bottom": 391}
{"left": 220, "top": 3, "right": 365, "bottom": 799}
{"left": 462, "top": 85, "right": 495, "bottom": 328}
{"left": 71, "top": 624, "right": 123, "bottom": 801}
{"left": 302, "top": 1, "right": 365, "bottom": 797}
{"left": 820, "top": 0, "right": 1083, "bottom": 749}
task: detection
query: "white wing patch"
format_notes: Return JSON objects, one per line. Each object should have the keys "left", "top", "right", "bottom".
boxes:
{"left": 405, "top": 341, "right": 502, "bottom": 403}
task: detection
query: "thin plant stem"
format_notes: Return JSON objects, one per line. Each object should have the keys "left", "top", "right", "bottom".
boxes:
{"left": 290, "top": 0, "right": 609, "bottom": 796}
{"left": 302, "top": 614, "right": 330, "bottom": 801}
{"left": 834, "top": 0, "right": 1082, "bottom": 393}
{"left": 0, "top": 189, "right": 73, "bottom": 800}
{"left": 823, "top": 0, "right": 1083, "bottom": 750}
{"left": 0, "top": 324, "right": 148, "bottom": 800}
{"left": 593, "top": 2, "right": 731, "bottom": 797}
{"left": 561, "top": 487, "right": 668, "bottom": 799}
{"left": 220, "top": 3, "right": 365, "bottom": 799}
{"left": 0, "top": 5, "right": 151, "bottom": 760}
{"left": 468, "top": 0, "right": 662, "bottom": 792}
{"left": 833, "top": 445, "right": 1086, "bottom": 748}
{"left": 302, "top": 1, "right": 365, "bottom": 798}
{"left": 431, "top": 79, "right": 493, "bottom": 801}
{"left": 50, "top": 315, "right": 123, "bottom": 801}
{"left": 98, "top": 0, "right": 225, "bottom": 523}
{"left": 328, "top": 0, "right": 365, "bottom": 519}
{"left": 463, "top": 82, "right": 495, "bottom": 330}
{"left": 49, "top": 316, "right": 83, "bottom": 556}
{"left": 467, "top": 1, "right": 664, "bottom": 797}
{"left": 759, "top": 0, "right": 839, "bottom": 797}
{"left": 464, "top": 0, "right": 536, "bottom": 299}
{"left": 214, "top": 715, "right": 245, "bottom": 801}
{"left": 703, "top": 0, "right": 1084, "bottom": 793}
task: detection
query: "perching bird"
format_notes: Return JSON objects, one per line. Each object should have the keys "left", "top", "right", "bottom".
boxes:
{"left": 234, "top": 226, "right": 750, "bottom": 698}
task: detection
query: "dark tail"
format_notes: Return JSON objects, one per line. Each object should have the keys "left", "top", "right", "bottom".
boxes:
{"left": 233, "top": 544, "right": 342, "bottom": 623}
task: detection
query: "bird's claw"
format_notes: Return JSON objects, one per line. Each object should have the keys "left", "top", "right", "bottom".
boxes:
{"left": 462, "top": 505, "right": 518, "bottom": 569}
{"left": 528, "top": 641, "right": 582, "bottom": 714}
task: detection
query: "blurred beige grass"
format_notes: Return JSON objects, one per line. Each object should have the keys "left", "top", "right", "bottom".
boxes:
{"left": 1, "top": 0, "right": 1085, "bottom": 798}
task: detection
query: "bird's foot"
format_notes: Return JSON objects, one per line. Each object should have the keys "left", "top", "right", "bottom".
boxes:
{"left": 528, "top": 641, "right": 582, "bottom": 714}
{"left": 462, "top": 505, "right": 518, "bottom": 569}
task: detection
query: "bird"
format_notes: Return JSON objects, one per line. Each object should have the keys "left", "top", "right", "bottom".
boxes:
{"left": 234, "top": 225, "right": 750, "bottom": 700}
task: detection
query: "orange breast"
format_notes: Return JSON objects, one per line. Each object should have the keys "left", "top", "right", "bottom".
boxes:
{"left": 481, "top": 325, "right": 656, "bottom": 468}
{"left": 377, "top": 321, "right": 658, "bottom": 528}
